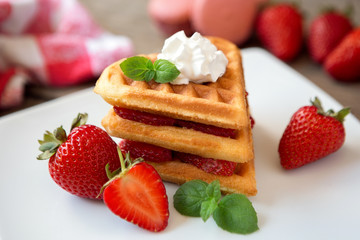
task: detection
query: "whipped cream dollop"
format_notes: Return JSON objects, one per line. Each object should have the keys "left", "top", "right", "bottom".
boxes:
{"left": 157, "top": 31, "right": 228, "bottom": 85}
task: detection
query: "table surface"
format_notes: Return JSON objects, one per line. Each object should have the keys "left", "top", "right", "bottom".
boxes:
{"left": 1, "top": 0, "right": 359, "bottom": 119}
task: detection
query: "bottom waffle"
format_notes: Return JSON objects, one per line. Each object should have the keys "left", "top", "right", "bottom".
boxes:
{"left": 148, "top": 159, "right": 257, "bottom": 196}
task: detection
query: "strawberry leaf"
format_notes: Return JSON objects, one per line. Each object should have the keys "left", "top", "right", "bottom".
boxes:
{"left": 71, "top": 113, "right": 88, "bottom": 131}
{"left": 37, "top": 129, "right": 65, "bottom": 160}
{"left": 311, "top": 97, "right": 351, "bottom": 123}
{"left": 311, "top": 97, "right": 325, "bottom": 115}
{"left": 54, "top": 126, "right": 67, "bottom": 142}
{"left": 333, "top": 107, "right": 351, "bottom": 123}
{"left": 37, "top": 113, "right": 88, "bottom": 160}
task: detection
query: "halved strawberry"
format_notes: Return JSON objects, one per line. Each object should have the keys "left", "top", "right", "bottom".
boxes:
{"left": 102, "top": 150, "right": 169, "bottom": 232}
{"left": 119, "top": 139, "right": 172, "bottom": 162}
{"left": 114, "top": 106, "right": 175, "bottom": 126}
{"left": 174, "top": 152, "right": 237, "bottom": 176}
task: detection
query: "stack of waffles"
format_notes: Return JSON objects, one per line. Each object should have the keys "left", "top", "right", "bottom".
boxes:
{"left": 94, "top": 36, "right": 256, "bottom": 196}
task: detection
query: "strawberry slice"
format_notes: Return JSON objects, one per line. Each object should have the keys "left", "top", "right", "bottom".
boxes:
{"left": 114, "top": 107, "right": 176, "bottom": 126}
{"left": 119, "top": 139, "right": 172, "bottom": 162}
{"left": 102, "top": 150, "right": 169, "bottom": 232}
{"left": 175, "top": 119, "right": 237, "bottom": 138}
{"left": 174, "top": 152, "right": 237, "bottom": 176}
{"left": 250, "top": 115, "right": 255, "bottom": 129}
{"left": 114, "top": 107, "right": 238, "bottom": 138}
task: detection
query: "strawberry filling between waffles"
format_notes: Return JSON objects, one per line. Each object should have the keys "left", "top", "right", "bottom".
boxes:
{"left": 113, "top": 106, "right": 237, "bottom": 138}
{"left": 119, "top": 139, "right": 237, "bottom": 176}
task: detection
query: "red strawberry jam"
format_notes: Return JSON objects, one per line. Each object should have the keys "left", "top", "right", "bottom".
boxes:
{"left": 175, "top": 119, "right": 236, "bottom": 138}
{"left": 113, "top": 106, "right": 236, "bottom": 138}
{"left": 114, "top": 107, "right": 176, "bottom": 126}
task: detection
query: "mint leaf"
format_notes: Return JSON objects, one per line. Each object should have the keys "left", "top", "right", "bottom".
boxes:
{"left": 119, "top": 56, "right": 180, "bottom": 83}
{"left": 119, "top": 56, "right": 155, "bottom": 82}
{"left": 200, "top": 198, "right": 218, "bottom": 222}
{"left": 153, "top": 59, "right": 180, "bottom": 83}
{"left": 173, "top": 180, "right": 208, "bottom": 217}
{"left": 200, "top": 180, "right": 221, "bottom": 221}
{"left": 206, "top": 180, "right": 221, "bottom": 202}
{"left": 213, "top": 194, "right": 259, "bottom": 234}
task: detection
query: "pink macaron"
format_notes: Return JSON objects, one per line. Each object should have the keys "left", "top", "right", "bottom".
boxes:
{"left": 148, "top": 0, "right": 194, "bottom": 37}
{"left": 191, "top": 0, "right": 260, "bottom": 45}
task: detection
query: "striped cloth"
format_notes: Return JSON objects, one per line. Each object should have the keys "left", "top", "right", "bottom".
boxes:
{"left": 0, "top": 0, "right": 134, "bottom": 109}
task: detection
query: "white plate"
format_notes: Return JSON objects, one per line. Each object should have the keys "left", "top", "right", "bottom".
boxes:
{"left": 1, "top": 48, "right": 359, "bottom": 240}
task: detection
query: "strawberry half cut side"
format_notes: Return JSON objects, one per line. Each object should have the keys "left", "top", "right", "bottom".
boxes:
{"left": 102, "top": 149, "right": 169, "bottom": 232}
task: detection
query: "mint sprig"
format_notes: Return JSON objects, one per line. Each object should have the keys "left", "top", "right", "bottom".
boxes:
{"left": 120, "top": 56, "right": 180, "bottom": 83}
{"left": 173, "top": 180, "right": 259, "bottom": 234}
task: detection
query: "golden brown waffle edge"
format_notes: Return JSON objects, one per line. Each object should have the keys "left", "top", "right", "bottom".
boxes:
{"left": 148, "top": 159, "right": 257, "bottom": 196}
{"left": 94, "top": 37, "right": 249, "bottom": 130}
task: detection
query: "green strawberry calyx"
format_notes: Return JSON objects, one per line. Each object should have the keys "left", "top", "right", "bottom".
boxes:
{"left": 97, "top": 148, "right": 143, "bottom": 198}
{"left": 37, "top": 113, "right": 88, "bottom": 160}
{"left": 311, "top": 97, "right": 350, "bottom": 123}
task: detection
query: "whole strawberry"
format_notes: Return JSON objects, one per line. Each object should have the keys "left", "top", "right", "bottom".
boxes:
{"left": 279, "top": 98, "right": 350, "bottom": 169}
{"left": 308, "top": 10, "right": 353, "bottom": 64}
{"left": 324, "top": 28, "right": 360, "bottom": 83}
{"left": 102, "top": 150, "right": 169, "bottom": 232}
{"left": 37, "top": 113, "right": 120, "bottom": 199}
{"left": 255, "top": 3, "right": 303, "bottom": 61}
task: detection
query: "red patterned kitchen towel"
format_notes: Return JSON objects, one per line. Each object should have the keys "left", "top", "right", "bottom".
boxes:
{"left": 0, "top": 0, "right": 134, "bottom": 109}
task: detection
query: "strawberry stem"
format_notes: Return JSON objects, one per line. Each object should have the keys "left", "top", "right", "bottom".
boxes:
{"left": 311, "top": 97, "right": 350, "bottom": 123}
{"left": 70, "top": 113, "right": 88, "bottom": 131}
{"left": 311, "top": 97, "right": 325, "bottom": 115}
{"left": 37, "top": 113, "right": 89, "bottom": 160}
{"left": 97, "top": 148, "right": 144, "bottom": 198}
{"left": 333, "top": 107, "right": 351, "bottom": 123}
{"left": 118, "top": 147, "right": 126, "bottom": 172}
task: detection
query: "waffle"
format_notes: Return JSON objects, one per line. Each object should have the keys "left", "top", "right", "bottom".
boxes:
{"left": 95, "top": 35, "right": 256, "bottom": 195}
{"left": 102, "top": 109, "right": 254, "bottom": 163}
{"left": 102, "top": 111, "right": 256, "bottom": 195}
{"left": 94, "top": 37, "right": 249, "bottom": 130}
{"left": 148, "top": 158, "right": 257, "bottom": 196}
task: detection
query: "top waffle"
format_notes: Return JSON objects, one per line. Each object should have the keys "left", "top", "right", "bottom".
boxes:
{"left": 94, "top": 37, "right": 249, "bottom": 129}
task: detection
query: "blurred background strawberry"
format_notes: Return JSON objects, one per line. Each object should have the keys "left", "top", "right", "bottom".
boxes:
{"left": 307, "top": 8, "right": 353, "bottom": 64}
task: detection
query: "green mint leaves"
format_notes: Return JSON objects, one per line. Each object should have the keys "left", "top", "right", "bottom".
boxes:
{"left": 119, "top": 56, "right": 180, "bottom": 84}
{"left": 173, "top": 180, "right": 259, "bottom": 234}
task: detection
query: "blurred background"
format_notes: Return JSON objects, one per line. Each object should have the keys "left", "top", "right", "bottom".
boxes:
{"left": 0, "top": 0, "right": 359, "bottom": 118}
